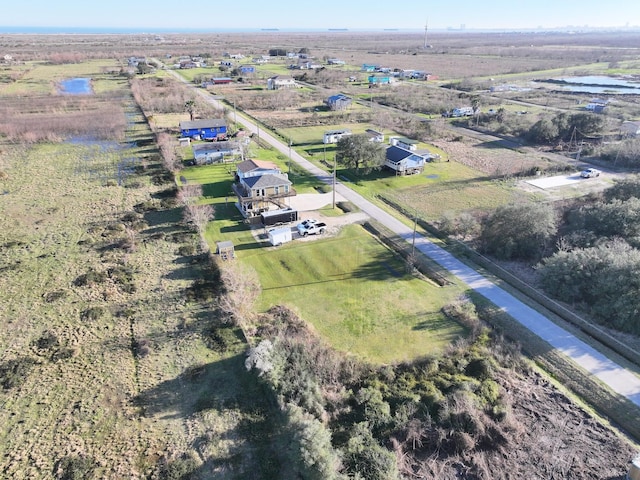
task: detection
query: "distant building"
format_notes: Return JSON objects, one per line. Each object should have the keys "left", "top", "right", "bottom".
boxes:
{"left": 585, "top": 98, "right": 608, "bottom": 112}
{"left": 326, "top": 94, "right": 352, "bottom": 111}
{"left": 267, "top": 75, "right": 297, "bottom": 90}
{"left": 621, "top": 120, "right": 640, "bottom": 137}
{"left": 179, "top": 119, "right": 228, "bottom": 141}
{"left": 323, "top": 129, "right": 352, "bottom": 144}
{"left": 385, "top": 145, "right": 433, "bottom": 175}
{"left": 192, "top": 141, "right": 241, "bottom": 164}
{"left": 365, "top": 129, "right": 384, "bottom": 143}
{"left": 389, "top": 137, "right": 419, "bottom": 151}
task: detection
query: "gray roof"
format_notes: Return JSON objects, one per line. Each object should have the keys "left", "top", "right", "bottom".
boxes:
{"left": 180, "top": 118, "right": 227, "bottom": 130}
{"left": 192, "top": 141, "right": 239, "bottom": 154}
{"left": 236, "top": 159, "right": 279, "bottom": 174}
{"left": 244, "top": 173, "right": 291, "bottom": 189}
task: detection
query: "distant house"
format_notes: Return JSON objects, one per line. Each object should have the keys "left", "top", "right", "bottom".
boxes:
{"left": 267, "top": 75, "right": 297, "bottom": 90}
{"left": 179, "top": 119, "right": 228, "bottom": 141}
{"left": 385, "top": 145, "right": 432, "bottom": 175}
{"left": 240, "top": 65, "right": 256, "bottom": 74}
{"left": 232, "top": 160, "right": 296, "bottom": 217}
{"left": 621, "top": 120, "right": 640, "bottom": 137}
{"left": 295, "top": 59, "right": 322, "bottom": 70}
{"left": 326, "top": 94, "right": 352, "bottom": 111}
{"left": 323, "top": 129, "right": 352, "bottom": 144}
{"left": 368, "top": 75, "right": 392, "bottom": 86}
{"left": 585, "top": 98, "right": 608, "bottom": 112}
{"left": 365, "top": 129, "right": 384, "bottom": 143}
{"left": 362, "top": 64, "right": 378, "bottom": 72}
{"left": 192, "top": 141, "right": 241, "bottom": 164}
{"left": 327, "top": 58, "right": 345, "bottom": 65}
{"left": 389, "top": 137, "right": 419, "bottom": 151}
{"left": 211, "top": 77, "right": 233, "bottom": 85}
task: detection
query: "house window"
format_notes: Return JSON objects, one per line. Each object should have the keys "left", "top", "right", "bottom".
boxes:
{"left": 274, "top": 186, "right": 280, "bottom": 195}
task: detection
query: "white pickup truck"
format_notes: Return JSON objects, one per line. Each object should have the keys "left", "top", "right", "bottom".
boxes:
{"left": 297, "top": 219, "right": 327, "bottom": 236}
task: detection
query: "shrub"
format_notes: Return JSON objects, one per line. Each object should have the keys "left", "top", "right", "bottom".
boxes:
{"left": 54, "top": 455, "right": 96, "bottom": 480}
{"left": 43, "top": 290, "right": 67, "bottom": 302}
{"left": 34, "top": 331, "right": 59, "bottom": 350}
{"left": 74, "top": 269, "right": 107, "bottom": 287}
{"left": 0, "top": 357, "right": 37, "bottom": 390}
{"left": 81, "top": 306, "right": 106, "bottom": 321}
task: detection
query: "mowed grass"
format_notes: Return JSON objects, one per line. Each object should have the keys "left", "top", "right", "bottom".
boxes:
{"left": 241, "top": 224, "right": 465, "bottom": 364}
{"left": 180, "top": 164, "right": 466, "bottom": 364}
{"left": 340, "top": 159, "right": 515, "bottom": 221}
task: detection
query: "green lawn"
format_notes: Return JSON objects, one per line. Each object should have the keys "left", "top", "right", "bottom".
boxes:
{"left": 180, "top": 162, "right": 465, "bottom": 364}
{"left": 242, "top": 224, "right": 465, "bottom": 364}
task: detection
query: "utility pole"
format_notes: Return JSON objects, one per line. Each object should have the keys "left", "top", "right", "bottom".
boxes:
{"left": 411, "top": 210, "right": 418, "bottom": 259}
{"left": 423, "top": 18, "right": 429, "bottom": 49}
{"left": 233, "top": 98, "right": 237, "bottom": 128}
{"left": 332, "top": 154, "right": 337, "bottom": 209}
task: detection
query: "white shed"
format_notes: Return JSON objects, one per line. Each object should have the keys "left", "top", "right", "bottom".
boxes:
{"left": 268, "top": 227, "right": 292, "bottom": 246}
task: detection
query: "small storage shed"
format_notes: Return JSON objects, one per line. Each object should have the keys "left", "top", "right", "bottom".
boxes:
{"left": 268, "top": 227, "right": 292, "bottom": 246}
{"left": 216, "top": 240, "right": 235, "bottom": 260}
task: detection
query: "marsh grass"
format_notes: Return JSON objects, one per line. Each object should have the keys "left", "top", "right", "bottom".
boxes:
{"left": 0, "top": 79, "right": 265, "bottom": 479}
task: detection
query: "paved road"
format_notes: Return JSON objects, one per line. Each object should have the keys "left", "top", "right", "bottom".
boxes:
{"left": 169, "top": 67, "right": 640, "bottom": 408}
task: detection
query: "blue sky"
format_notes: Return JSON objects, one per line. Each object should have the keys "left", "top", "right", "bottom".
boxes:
{"left": 3, "top": 0, "right": 639, "bottom": 31}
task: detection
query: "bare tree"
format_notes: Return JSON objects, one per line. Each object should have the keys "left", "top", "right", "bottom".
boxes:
{"left": 183, "top": 203, "right": 214, "bottom": 234}
{"left": 216, "top": 262, "right": 261, "bottom": 328}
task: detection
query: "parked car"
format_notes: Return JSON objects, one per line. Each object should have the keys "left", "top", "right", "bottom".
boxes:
{"left": 580, "top": 168, "right": 601, "bottom": 178}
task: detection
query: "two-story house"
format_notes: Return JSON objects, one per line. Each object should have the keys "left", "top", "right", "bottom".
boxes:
{"left": 232, "top": 159, "right": 296, "bottom": 217}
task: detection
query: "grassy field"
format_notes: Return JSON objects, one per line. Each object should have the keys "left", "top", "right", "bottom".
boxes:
{"left": 176, "top": 162, "right": 466, "bottom": 364}
{"left": 243, "top": 224, "right": 465, "bottom": 364}
{"left": 0, "top": 81, "right": 275, "bottom": 478}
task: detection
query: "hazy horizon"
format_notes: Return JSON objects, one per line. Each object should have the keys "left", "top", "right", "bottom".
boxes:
{"left": 3, "top": 0, "right": 639, "bottom": 33}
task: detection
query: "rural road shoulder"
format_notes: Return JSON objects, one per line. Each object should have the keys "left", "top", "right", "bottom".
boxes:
{"left": 169, "top": 67, "right": 640, "bottom": 408}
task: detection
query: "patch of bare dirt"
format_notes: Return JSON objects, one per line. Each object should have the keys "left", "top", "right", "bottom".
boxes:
{"left": 434, "top": 137, "right": 545, "bottom": 177}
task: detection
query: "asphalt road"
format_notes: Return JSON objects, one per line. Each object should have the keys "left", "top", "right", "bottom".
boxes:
{"left": 171, "top": 68, "right": 640, "bottom": 408}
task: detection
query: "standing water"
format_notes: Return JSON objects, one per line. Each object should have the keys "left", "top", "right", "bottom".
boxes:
{"left": 59, "top": 77, "right": 92, "bottom": 95}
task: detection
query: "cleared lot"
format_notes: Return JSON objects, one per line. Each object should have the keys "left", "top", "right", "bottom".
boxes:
{"left": 525, "top": 172, "right": 593, "bottom": 189}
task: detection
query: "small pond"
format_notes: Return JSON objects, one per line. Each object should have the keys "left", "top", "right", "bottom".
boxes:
{"left": 544, "top": 75, "right": 640, "bottom": 95}
{"left": 59, "top": 77, "right": 93, "bottom": 95}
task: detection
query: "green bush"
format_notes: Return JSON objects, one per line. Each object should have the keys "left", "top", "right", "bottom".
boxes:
{"left": 0, "top": 357, "right": 37, "bottom": 390}
{"left": 54, "top": 455, "right": 96, "bottom": 480}
{"left": 81, "top": 306, "right": 106, "bottom": 322}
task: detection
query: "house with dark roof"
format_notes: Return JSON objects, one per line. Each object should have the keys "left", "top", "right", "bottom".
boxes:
{"left": 365, "top": 129, "right": 384, "bottom": 142}
{"left": 179, "top": 119, "right": 228, "bottom": 141}
{"left": 326, "top": 94, "right": 352, "bottom": 111}
{"left": 232, "top": 160, "right": 296, "bottom": 217}
{"left": 235, "top": 159, "right": 281, "bottom": 180}
{"left": 385, "top": 145, "right": 433, "bottom": 175}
